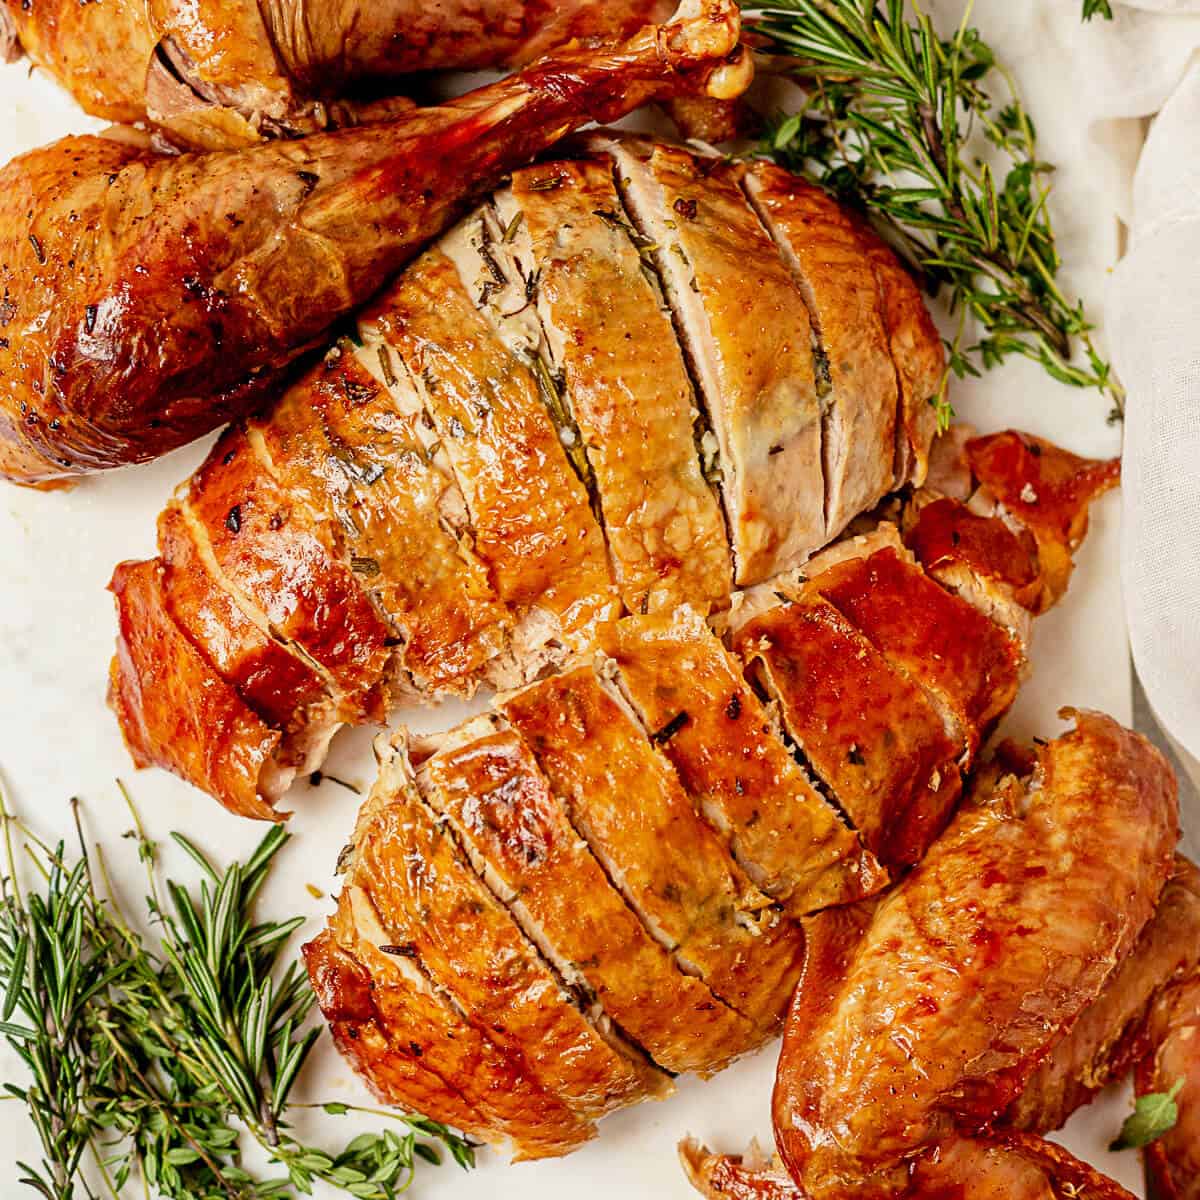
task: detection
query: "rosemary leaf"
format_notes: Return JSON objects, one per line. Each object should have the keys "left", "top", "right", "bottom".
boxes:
{"left": 747, "top": 0, "right": 1124, "bottom": 421}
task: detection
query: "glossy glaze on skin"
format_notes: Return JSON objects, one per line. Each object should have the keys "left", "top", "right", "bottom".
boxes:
{"left": 349, "top": 740, "right": 669, "bottom": 1124}
{"left": 107, "top": 559, "right": 284, "bottom": 821}
{"left": 303, "top": 892, "right": 594, "bottom": 1160}
{"left": 254, "top": 337, "right": 513, "bottom": 691}
{"left": 510, "top": 157, "right": 733, "bottom": 616}
{"left": 0, "top": 1, "right": 750, "bottom": 484}
{"left": 812, "top": 545, "right": 1025, "bottom": 755}
{"left": 964, "top": 431, "right": 1121, "bottom": 612}
{"left": 742, "top": 163, "right": 899, "bottom": 534}
{"left": 736, "top": 594, "right": 963, "bottom": 869}
{"left": 419, "top": 723, "right": 757, "bottom": 1074}
{"left": 371, "top": 247, "right": 616, "bottom": 645}
{"left": 502, "top": 665, "right": 807, "bottom": 1037}
{"left": 1137, "top": 971, "right": 1200, "bottom": 1200}
{"left": 772, "top": 711, "right": 1179, "bottom": 1200}
{"left": 1, "top": 0, "right": 668, "bottom": 146}
{"left": 599, "top": 608, "right": 888, "bottom": 915}
{"left": 1007, "top": 854, "right": 1200, "bottom": 1132}
{"left": 614, "top": 144, "right": 825, "bottom": 584}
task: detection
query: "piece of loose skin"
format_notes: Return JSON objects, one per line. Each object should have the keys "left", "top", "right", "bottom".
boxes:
{"left": 503, "top": 157, "right": 733, "bottom": 616}
{"left": 740, "top": 163, "right": 898, "bottom": 538}
{"left": 773, "top": 710, "right": 1179, "bottom": 1200}
{"left": 0, "top": 0, "right": 752, "bottom": 484}
{"left": 418, "top": 717, "right": 757, "bottom": 1075}
{"left": 599, "top": 608, "right": 887, "bottom": 916}
{"left": 501, "top": 664, "right": 807, "bottom": 1039}
{"left": 348, "top": 737, "right": 670, "bottom": 1124}
{"left": 605, "top": 140, "right": 826, "bottom": 585}
{"left": 304, "top": 890, "right": 594, "bottom": 1160}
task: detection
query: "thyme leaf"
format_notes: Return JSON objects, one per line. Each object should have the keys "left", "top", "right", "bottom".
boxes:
{"left": 747, "top": 0, "right": 1123, "bottom": 421}
{"left": 0, "top": 784, "right": 473, "bottom": 1199}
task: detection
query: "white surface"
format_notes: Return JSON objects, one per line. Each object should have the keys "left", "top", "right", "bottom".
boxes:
{"left": 0, "top": 2, "right": 1168, "bottom": 1194}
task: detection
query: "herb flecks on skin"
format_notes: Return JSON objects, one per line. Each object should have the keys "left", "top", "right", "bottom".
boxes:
{"left": 747, "top": 0, "right": 1123, "bottom": 423}
{"left": 0, "top": 786, "right": 473, "bottom": 1199}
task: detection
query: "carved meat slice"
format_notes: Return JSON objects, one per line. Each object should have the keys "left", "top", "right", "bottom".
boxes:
{"left": 502, "top": 157, "right": 732, "bottom": 615}
{"left": 1136, "top": 971, "right": 1200, "bottom": 1200}
{"left": 373, "top": 243, "right": 617, "bottom": 652}
{"left": 183, "top": 428, "right": 392, "bottom": 723}
{"left": 773, "top": 711, "right": 1179, "bottom": 1199}
{"left": 741, "top": 163, "right": 898, "bottom": 536}
{"left": 501, "top": 665, "right": 807, "bottom": 1038}
{"left": 346, "top": 735, "right": 670, "bottom": 1124}
{"left": 735, "top": 595, "right": 962, "bottom": 869}
{"left": 811, "top": 545, "right": 1025, "bottom": 756}
{"left": 607, "top": 140, "right": 825, "bottom": 584}
{"left": 418, "top": 719, "right": 756, "bottom": 1074}
{"left": 1008, "top": 854, "right": 1200, "bottom": 1132}
{"left": 303, "top": 890, "right": 593, "bottom": 1160}
{"left": 598, "top": 608, "right": 887, "bottom": 916}
{"left": 107, "top": 559, "right": 286, "bottom": 821}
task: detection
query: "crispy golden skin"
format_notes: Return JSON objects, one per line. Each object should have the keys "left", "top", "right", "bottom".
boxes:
{"left": 1008, "top": 854, "right": 1200, "bottom": 1132}
{"left": 107, "top": 559, "right": 284, "bottom": 821}
{"left": 347, "top": 738, "right": 669, "bottom": 1123}
{"left": 512, "top": 157, "right": 732, "bottom": 616}
{"left": 0, "top": 4, "right": 749, "bottom": 484}
{"left": 421, "top": 723, "right": 756, "bottom": 1074}
{"left": 736, "top": 595, "right": 962, "bottom": 869}
{"left": 502, "top": 665, "right": 806, "bottom": 1039}
{"left": 371, "top": 247, "right": 615, "bottom": 647}
{"left": 1137, "top": 970, "right": 1200, "bottom": 1200}
{"left": 304, "top": 892, "right": 594, "bottom": 1160}
{"left": 599, "top": 608, "right": 887, "bottom": 915}
{"left": 773, "top": 711, "right": 1179, "bottom": 1199}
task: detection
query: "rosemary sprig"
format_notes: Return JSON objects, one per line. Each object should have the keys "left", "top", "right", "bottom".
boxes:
{"left": 0, "top": 788, "right": 474, "bottom": 1199}
{"left": 746, "top": 0, "right": 1124, "bottom": 423}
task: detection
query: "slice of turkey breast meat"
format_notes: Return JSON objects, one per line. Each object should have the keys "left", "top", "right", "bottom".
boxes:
{"left": 414, "top": 715, "right": 758, "bottom": 1076}
{"left": 500, "top": 662, "right": 807, "bottom": 1040}
{"left": 603, "top": 138, "right": 826, "bottom": 586}
{"left": 345, "top": 733, "right": 670, "bottom": 1125}
{"left": 376, "top": 230, "right": 619, "bottom": 678}
{"left": 741, "top": 162, "right": 899, "bottom": 539}
{"left": 597, "top": 607, "right": 888, "bottom": 917}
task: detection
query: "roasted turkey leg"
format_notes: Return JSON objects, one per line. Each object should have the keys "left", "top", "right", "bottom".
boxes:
{"left": 0, "top": 0, "right": 751, "bottom": 487}
{"left": 1, "top": 0, "right": 670, "bottom": 149}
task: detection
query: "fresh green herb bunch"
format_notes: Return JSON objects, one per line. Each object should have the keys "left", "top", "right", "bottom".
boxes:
{"left": 745, "top": 0, "right": 1123, "bottom": 423}
{"left": 0, "top": 789, "right": 473, "bottom": 1199}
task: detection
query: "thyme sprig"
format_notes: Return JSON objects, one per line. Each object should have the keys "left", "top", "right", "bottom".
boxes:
{"left": 0, "top": 788, "right": 473, "bottom": 1199}
{"left": 746, "top": 0, "right": 1124, "bottom": 423}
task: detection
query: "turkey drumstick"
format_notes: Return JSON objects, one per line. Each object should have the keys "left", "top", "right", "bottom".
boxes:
{"left": 0, "top": 0, "right": 750, "bottom": 486}
{"left": 1, "top": 0, "right": 671, "bottom": 149}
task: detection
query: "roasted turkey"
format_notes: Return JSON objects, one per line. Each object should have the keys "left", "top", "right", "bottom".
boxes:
{"left": 302, "top": 432, "right": 1119, "bottom": 1158}
{"left": 107, "top": 142, "right": 950, "bottom": 820}
{"left": 0, "top": 1, "right": 750, "bottom": 484}
{"left": 0, "top": 0, "right": 668, "bottom": 148}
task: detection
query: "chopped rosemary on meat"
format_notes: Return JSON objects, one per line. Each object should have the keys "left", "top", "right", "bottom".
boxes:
{"left": 526, "top": 351, "right": 602, "bottom": 520}
{"left": 0, "top": 787, "right": 472, "bottom": 1200}
{"left": 651, "top": 711, "right": 691, "bottom": 744}
{"left": 746, "top": 0, "right": 1124, "bottom": 423}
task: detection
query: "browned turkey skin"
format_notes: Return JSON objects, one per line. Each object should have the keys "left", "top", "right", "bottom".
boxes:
{"left": 302, "top": 428, "right": 1120, "bottom": 1157}
{"left": 0, "top": 0, "right": 671, "bottom": 148}
{"left": 107, "top": 142, "right": 955, "bottom": 820}
{"left": 0, "top": 1, "right": 750, "bottom": 485}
